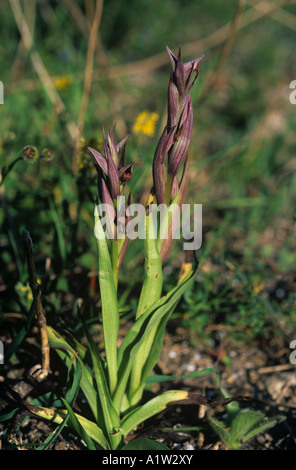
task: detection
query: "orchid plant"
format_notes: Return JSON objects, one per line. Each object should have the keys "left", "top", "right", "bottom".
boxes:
{"left": 28, "top": 46, "right": 206, "bottom": 450}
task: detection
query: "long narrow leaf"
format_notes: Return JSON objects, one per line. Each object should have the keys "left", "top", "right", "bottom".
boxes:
{"left": 94, "top": 210, "right": 119, "bottom": 395}
{"left": 113, "top": 266, "right": 197, "bottom": 411}
{"left": 47, "top": 326, "right": 99, "bottom": 424}
{"left": 128, "top": 208, "right": 163, "bottom": 403}
{"left": 1, "top": 299, "right": 36, "bottom": 371}
{"left": 136, "top": 207, "right": 163, "bottom": 319}
{"left": 136, "top": 304, "right": 179, "bottom": 392}
{"left": 61, "top": 398, "right": 97, "bottom": 450}
{"left": 83, "top": 324, "right": 122, "bottom": 450}
{"left": 27, "top": 405, "right": 110, "bottom": 450}
{"left": 121, "top": 390, "right": 189, "bottom": 438}
{"left": 146, "top": 367, "right": 220, "bottom": 384}
{"left": 35, "top": 351, "right": 82, "bottom": 450}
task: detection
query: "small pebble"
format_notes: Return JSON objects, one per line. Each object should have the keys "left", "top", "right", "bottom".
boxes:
{"left": 168, "top": 350, "right": 177, "bottom": 359}
{"left": 185, "top": 444, "right": 195, "bottom": 450}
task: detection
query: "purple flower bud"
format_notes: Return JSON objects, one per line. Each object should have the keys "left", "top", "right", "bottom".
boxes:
{"left": 166, "top": 46, "right": 203, "bottom": 95}
{"left": 106, "top": 150, "right": 121, "bottom": 199}
{"left": 88, "top": 128, "right": 133, "bottom": 201}
{"left": 88, "top": 147, "right": 108, "bottom": 174}
{"left": 168, "top": 95, "right": 193, "bottom": 176}
{"left": 118, "top": 162, "right": 135, "bottom": 184}
{"left": 175, "top": 47, "right": 186, "bottom": 96}
{"left": 152, "top": 46, "right": 202, "bottom": 206}
{"left": 152, "top": 125, "right": 176, "bottom": 204}
{"left": 167, "top": 74, "right": 179, "bottom": 129}
{"left": 89, "top": 127, "right": 134, "bottom": 266}
{"left": 97, "top": 176, "right": 116, "bottom": 238}
{"left": 107, "top": 126, "right": 122, "bottom": 167}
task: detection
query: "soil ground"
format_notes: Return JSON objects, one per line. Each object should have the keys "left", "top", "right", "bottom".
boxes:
{"left": 1, "top": 319, "right": 296, "bottom": 451}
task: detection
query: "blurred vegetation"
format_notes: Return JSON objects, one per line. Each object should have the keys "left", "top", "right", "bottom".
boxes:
{"left": 0, "top": 0, "right": 295, "bottom": 349}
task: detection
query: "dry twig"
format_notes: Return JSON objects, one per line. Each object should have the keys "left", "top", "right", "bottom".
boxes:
{"left": 9, "top": 0, "right": 78, "bottom": 143}
{"left": 72, "top": 0, "right": 104, "bottom": 174}
{"left": 23, "top": 230, "right": 50, "bottom": 381}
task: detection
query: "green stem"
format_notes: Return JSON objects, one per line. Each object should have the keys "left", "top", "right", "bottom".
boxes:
{"left": 164, "top": 171, "right": 174, "bottom": 206}
{"left": 111, "top": 239, "right": 119, "bottom": 290}
{"left": 0, "top": 156, "right": 22, "bottom": 185}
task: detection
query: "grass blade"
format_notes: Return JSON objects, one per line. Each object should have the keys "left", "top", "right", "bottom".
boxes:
{"left": 61, "top": 398, "right": 97, "bottom": 450}
{"left": 35, "top": 351, "right": 82, "bottom": 450}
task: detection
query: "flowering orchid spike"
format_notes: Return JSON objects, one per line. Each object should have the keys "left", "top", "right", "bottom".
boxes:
{"left": 97, "top": 176, "right": 116, "bottom": 238}
{"left": 106, "top": 152, "right": 121, "bottom": 199}
{"left": 168, "top": 95, "right": 193, "bottom": 176}
{"left": 89, "top": 127, "right": 132, "bottom": 201}
{"left": 118, "top": 162, "right": 135, "bottom": 184}
{"left": 152, "top": 125, "right": 176, "bottom": 204}
{"left": 88, "top": 147, "right": 108, "bottom": 175}
{"left": 166, "top": 45, "right": 204, "bottom": 91}
{"left": 153, "top": 46, "right": 203, "bottom": 205}
{"left": 116, "top": 134, "right": 129, "bottom": 155}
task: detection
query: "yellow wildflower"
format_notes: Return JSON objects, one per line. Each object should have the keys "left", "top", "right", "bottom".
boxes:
{"left": 53, "top": 75, "right": 73, "bottom": 91}
{"left": 132, "top": 111, "right": 159, "bottom": 138}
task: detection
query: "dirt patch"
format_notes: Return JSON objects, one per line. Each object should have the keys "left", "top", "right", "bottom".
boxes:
{"left": 1, "top": 321, "right": 296, "bottom": 450}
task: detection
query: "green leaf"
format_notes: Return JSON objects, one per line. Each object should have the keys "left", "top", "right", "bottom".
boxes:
{"left": 1, "top": 299, "right": 36, "bottom": 371}
{"left": 82, "top": 323, "right": 122, "bottom": 450}
{"left": 218, "top": 385, "right": 240, "bottom": 423}
{"left": 122, "top": 438, "right": 169, "bottom": 450}
{"left": 146, "top": 368, "right": 219, "bottom": 384}
{"left": 95, "top": 211, "right": 119, "bottom": 395}
{"left": 208, "top": 417, "right": 232, "bottom": 449}
{"left": 240, "top": 414, "right": 285, "bottom": 444}
{"left": 231, "top": 410, "right": 266, "bottom": 442}
{"left": 121, "top": 390, "right": 189, "bottom": 438}
{"left": 136, "top": 307, "right": 174, "bottom": 395}
{"left": 35, "top": 353, "right": 82, "bottom": 450}
{"left": 113, "top": 267, "right": 197, "bottom": 412}
{"left": 128, "top": 210, "right": 164, "bottom": 404}
{"left": 28, "top": 405, "right": 110, "bottom": 450}
{"left": 136, "top": 211, "right": 163, "bottom": 319}
{"left": 209, "top": 411, "right": 285, "bottom": 450}
{"left": 61, "top": 398, "right": 97, "bottom": 450}
{"left": 47, "top": 326, "right": 99, "bottom": 424}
